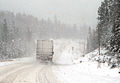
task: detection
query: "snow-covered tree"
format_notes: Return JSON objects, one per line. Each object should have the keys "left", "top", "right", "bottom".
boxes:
{"left": 0, "top": 11, "right": 87, "bottom": 60}
{"left": 110, "top": 0, "right": 120, "bottom": 54}
{"left": 97, "top": 0, "right": 112, "bottom": 47}
{"left": 96, "top": 0, "right": 120, "bottom": 68}
{"left": 87, "top": 27, "right": 98, "bottom": 53}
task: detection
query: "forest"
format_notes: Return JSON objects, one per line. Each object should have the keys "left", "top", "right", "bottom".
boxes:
{"left": 0, "top": 11, "right": 88, "bottom": 60}
{"left": 87, "top": 0, "right": 120, "bottom": 68}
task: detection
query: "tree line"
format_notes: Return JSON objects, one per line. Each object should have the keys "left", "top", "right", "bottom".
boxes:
{"left": 87, "top": 0, "right": 120, "bottom": 68}
{"left": 0, "top": 11, "right": 88, "bottom": 60}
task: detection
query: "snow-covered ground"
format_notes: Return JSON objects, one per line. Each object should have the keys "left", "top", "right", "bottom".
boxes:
{"left": 0, "top": 56, "right": 36, "bottom": 67}
{"left": 85, "top": 48, "right": 109, "bottom": 61}
{"left": 52, "top": 39, "right": 120, "bottom": 83}
{"left": 0, "top": 39, "right": 120, "bottom": 83}
{"left": 53, "top": 61, "right": 120, "bottom": 83}
{"left": 53, "top": 39, "right": 84, "bottom": 64}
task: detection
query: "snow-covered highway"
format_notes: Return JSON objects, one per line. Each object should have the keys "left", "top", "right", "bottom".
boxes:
{"left": 0, "top": 59, "right": 120, "bottom": 83}
{"left": 0, "top": 61, "right": 59, "bottom": 83}
{"left": 0, "top": 40, "right": 120, "bottom": 83}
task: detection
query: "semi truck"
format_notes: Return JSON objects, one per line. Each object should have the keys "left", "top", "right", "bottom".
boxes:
{"left": 36, "top": 40, "right": 54, "bottom": 62}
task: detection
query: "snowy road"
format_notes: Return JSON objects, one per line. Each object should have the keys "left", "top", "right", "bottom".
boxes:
{"left": 0, "top": 40, "right": 120, "bottom": 83}
{"left": 0, "top": 61, "right": 59, "bottom": 83}
{"left": 0, "top": 59, "right": 120, "bottom": 83}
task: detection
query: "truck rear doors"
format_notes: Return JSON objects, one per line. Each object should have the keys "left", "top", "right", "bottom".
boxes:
{"left": 36, "top": 40, "right": 53, "bottom": 62}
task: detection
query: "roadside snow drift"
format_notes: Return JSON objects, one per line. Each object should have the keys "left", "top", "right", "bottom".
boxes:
{"left": 53, "top": 39, "right": 84, "bottom": 64}
{"left": 53, "top": 61, "right": 120, "bottom": 83}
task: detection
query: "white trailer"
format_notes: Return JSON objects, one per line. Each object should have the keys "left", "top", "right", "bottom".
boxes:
{"left": 36, "top": 40, "right": 54, "bottom": 62}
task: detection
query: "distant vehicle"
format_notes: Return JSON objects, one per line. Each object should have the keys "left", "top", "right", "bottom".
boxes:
{"left": 36, "top": 40, "right": 54, "bottom": 62}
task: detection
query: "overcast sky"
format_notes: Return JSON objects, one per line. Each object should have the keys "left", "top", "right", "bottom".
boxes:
{"left": 0, "top": 0, "right": 103, "bottom": 27}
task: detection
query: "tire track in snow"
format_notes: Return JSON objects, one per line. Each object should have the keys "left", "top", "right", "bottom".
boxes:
{"left": 0, "top": 62, "right": 31, "bottom": 77}
{"left": 37, "top": 64, "right": 60, "bottom": 83}
{"left": 0, "top": 64, "right": 33, "bottom": 83}
{"left": 0, "top": 62, "right": 60, "bottom": 83}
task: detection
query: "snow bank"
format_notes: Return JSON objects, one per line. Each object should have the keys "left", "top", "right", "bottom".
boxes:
{"left": 53, "top": 39, "right": 83, "bottom": 64}
{"left": 84, "top": 48, "right": 110, "bottom": 62}
{"left": 0, "top": 56, "right": 36, "bottom": 67}
{"left": 53, "top": 61, "right": 120, "bottom": 83}
{"left": 53, "top": 46, "right": 120, "bottom": 83}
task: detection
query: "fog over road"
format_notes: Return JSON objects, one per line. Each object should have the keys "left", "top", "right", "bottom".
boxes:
{"left": 0, "top": 61, "right": 59, "bottom": 83}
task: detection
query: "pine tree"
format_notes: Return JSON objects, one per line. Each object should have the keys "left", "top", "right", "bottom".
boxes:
{"left": 110, "top": 0, "right": 120, "bottom": 54}
{"left": 86, "top": 27, "right": 98, "bottom": 53}
{"left": 97, "top": 0, "right": 120, "bottom": 67}
{"left": 2, "top": 19, "right": 8, "bottom": 59}
{"left": 97, "top": 0, "right": 111, "bottom": 47}
{"left": 2, "top": 19, "right": 8, "bottom": 42}
{"left": 87, "top": 27, "right": 91, "bottom": 52}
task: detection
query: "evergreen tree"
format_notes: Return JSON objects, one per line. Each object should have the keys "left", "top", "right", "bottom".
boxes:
{"left": 87, "top": 27, "right": 98, "bottom": 53}
{"left": 110, "top": 0, "right": 120, "bottom": 54}
{"left": 2, "top": 19, "right": 8, "bottom": 42}
{"left": 97, "top": 0, "right": 111, "bottom": 47}
{"left": 97, "top": 0, "right": 120, "bottom": 67}
{"left": 2, "top": 19, "right": 8, "bottom": 59}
